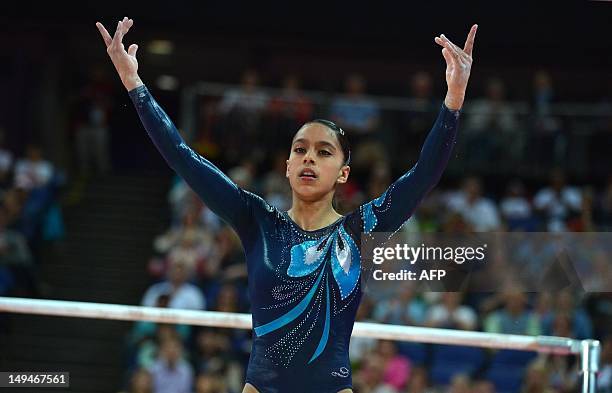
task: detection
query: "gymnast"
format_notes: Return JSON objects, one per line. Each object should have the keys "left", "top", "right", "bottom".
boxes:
{"left": 96, "top": 17, "right": 477, "bottom": 393}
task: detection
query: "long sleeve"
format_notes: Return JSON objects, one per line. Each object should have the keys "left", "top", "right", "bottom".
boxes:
{"left": 358, "top": 103, "right": 460, "bottom": 235}
{"left": 129, "top": 85, "right": 253, "bottom": 231}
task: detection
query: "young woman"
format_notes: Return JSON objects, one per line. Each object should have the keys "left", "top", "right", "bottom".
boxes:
{"left": 97, "top": 18, "right": 477, "bottom": 393}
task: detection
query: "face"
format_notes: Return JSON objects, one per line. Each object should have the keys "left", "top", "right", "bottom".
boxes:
{"left": 131, "top": 370, "right": 152, "bottom": 392}
{"left": 169, "top": 261, "right": 188, "bottom": 285}
{"left": 162, "top": 339, "right": 182, "bottom": 363}
{"left": 286, "top": 123, "right": 349, "bottom": 202}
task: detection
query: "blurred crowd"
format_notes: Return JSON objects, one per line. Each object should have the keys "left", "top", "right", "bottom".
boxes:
{"left": 118, "top": 69, "right": 611, "bottom": 393}
{"left": 0, "top": 130, "right": 65, "bottom": 297}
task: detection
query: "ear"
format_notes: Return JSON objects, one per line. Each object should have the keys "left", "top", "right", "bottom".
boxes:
{"left": 336, "top": 165, "right": 351, "bottom": 184}
{"left": 286, "top": 159, "right": 290, "bottom": 178}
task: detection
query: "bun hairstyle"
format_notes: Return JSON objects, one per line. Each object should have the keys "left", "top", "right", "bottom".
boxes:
{"left": 309, "top": 119, "right": 351, "bottom": 166}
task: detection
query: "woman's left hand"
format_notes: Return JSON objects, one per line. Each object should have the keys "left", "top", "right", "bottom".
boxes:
{"left": 435, "top": 24, "right": 478, "bottom": 110}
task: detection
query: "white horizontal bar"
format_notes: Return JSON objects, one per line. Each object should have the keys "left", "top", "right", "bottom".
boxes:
{"left": 0, "top": 297, "right": 580, "bottom": 355}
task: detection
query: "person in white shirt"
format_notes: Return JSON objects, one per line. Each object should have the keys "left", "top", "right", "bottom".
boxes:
{"left": 533, "top": 169, "right": 582, "bottom": 231}
{"left": 141, "top": 259, "right": 206, "bottom": 310}
{"left": 446, "top": 177, "right": 501, "bottom": 232}
{"left": 14, "top": 144, "right": 54, "bottom": 191}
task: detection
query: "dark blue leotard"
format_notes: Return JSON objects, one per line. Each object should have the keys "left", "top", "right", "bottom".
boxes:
{"left": 129, "top": 85, "right": 460, "bottom": 393}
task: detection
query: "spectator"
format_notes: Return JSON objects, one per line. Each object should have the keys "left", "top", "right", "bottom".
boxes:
{"left": 465, "top": 77, "right": 519, "bottom": 132}
{"left": 129, "top": 294, "right": 191, "bottom": 369}
{"left": 227, "top": 161, "right": 256, "bottom": 191}
{"left": 330, "top": 73, "right": 380, "bottom": 143}
{"left": 266, "top": 75, "right": 314, "bottom": 151}
{"left": 530, "top": 70, "right": 564, "bottom": 168}
{"left": 541, "top": 288, "right": 592, "bottom": 340}
{"left": 567, "top": 186, "right": 597, "bottom": 231}
{"left": 118, "top": 368, "right": 153, "bottom": 393}
{"left": 0, "top": 204, "right": 33, "bottom": 266}
{"left": 195, "top": 328, "right": 245, "bottom": 393}
{"left": 355, "top": 353, "right": 399, "bottom": 393}
{"left": 521, "top": 359, "right": 554, "bottom": 393}
{"left": 261, "top": 151, "right": 292, "bottom": 211}
{"left": 75, "top": 70, "right": 111, "bottom": 175}
{"left": 165, "top": 227, "right": 214, "bottom": 280}
{"left": 398, "top": 71, "right": 439, "bottom": 162}
{"left": 195, "top": 372, "right": 229, "bottom": 393}
{"left": 471, "top": 379, "right": 495, "bottom": 393}
{"left": 149, "top": 336, "right": 194, "bottom": 393}
{"left": 207, "top": 226, "right": 247, "bottom": 287}
{"left": 500, "top": 180, "right": 535, "bottom": 231}
{"left": 404, "top": 367, "right": 436, "bottom": 393}
{"left": 13, "top": 144, "right": 54, "bottom": 191}
{"left": 350, "top": 298, "right": 377, "bottom": 368}
{"left": 546, "top": 316, "right": 580, "bottom": 392}
{"left": 425, "top": 292, "right": 477, "bottom": 331}
{"left": 218, "top": 70, "right": 268, "bottom": 161}
{"left": 329, "top": 74, "right": 385, "bottom": 168}
{"left": 378, "top": 340, "right": 412, "bottom": 391}
{"left": 268, "top": 74, "right": 313, "bottom": 123}
{"left": 462, "top": 77, "right": 520, "bottom": 167}
{"left": 219, "top": 70, "right": 268, "bottom": 118}
{"left": 373, "top": 283, "right": 426, "bottom": 326}
{"left": 446, "top": 177, "right": 501, "bottom": 232}
{"left": 141, "top": 259, "right": 206, "bottom": 310}
{"left": 153, "top": 206, "right": 214, "bottom": 256}
{"left": 167, "top": 182, "right": 221, "bottom": 235}
{"left": 0, "top": 204, "right": 34, "bottom": 295}
{"left": 533, "top": 169, "right": 582, "bottom": 231}
{"left": 447, "top": 374, "right": 471, "bottom": 393}
{"left": 484, "top": 288, "right": 541, "bottom": 336}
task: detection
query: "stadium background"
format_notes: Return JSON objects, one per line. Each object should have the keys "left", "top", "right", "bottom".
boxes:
{"left": 0, "top": 2, "right": 610, "bottom": 393}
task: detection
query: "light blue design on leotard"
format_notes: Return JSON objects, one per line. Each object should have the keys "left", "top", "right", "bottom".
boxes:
{"left": 308, "top": 276, "right": 330, "bottom": 364}
{"left": 330, "top": 225, "right": 361, "bottom": 300}
{"left": 254, "top": 266, "right": 326, "bottom": 337}
{"left": 287, "top": 235, "right": 333, "bottom": 277}
{"left": 288, "top": 225, "right": 361, "bottom": 301}
{"left": 362, "top": 189, "right": 388, "bottom": 233}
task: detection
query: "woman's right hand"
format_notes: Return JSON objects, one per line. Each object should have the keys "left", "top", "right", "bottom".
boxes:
{"left": 96, "top": 17, "right": 143, "bottom": 91}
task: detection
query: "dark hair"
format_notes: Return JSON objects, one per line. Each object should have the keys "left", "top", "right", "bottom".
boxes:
{"left": 309, "top": 119, "right": 351, "bottom": 165}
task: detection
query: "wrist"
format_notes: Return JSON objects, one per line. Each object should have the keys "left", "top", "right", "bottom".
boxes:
{"left": 121, "top": 74, "right": 143, "bottom": 92}
{"left": 444, "top": 92, "right": 465, "bottom": 111}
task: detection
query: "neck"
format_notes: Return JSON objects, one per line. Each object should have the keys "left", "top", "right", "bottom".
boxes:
{"left": 287, "top": 192, "right": 342, "bottom": 231}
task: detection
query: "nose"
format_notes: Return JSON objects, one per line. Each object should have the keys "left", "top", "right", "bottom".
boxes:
{"left": 303, "top": 150, "right": 315, "bottom": 164}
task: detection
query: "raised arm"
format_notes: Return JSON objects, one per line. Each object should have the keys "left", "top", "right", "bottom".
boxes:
{"left": 358, "top": 25, "right": 478, "bottom": 235}
{"left": 96, "top": 18, "right": 252, "bottom": 229}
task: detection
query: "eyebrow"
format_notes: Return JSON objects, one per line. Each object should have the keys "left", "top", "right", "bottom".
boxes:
{"left": 292, "top": 138, "right": 337, "bottom": 151}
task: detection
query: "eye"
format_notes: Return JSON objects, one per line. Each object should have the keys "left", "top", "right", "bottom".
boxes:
{"left": 319, "top": 150, "right": 332, "bottom": 156}
{"left": 293, "top": 147, "right": 306, "bottom": 153}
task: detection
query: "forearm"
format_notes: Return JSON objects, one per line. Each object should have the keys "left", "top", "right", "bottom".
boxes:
{"left": 358, "top": 103, "right": 459, "bottom": 235}
{"left": 121, "top": 73, "right": 143, "bottom": 91}
{"left": 408, "top": 102, "right": 460, "bottom": 195}
{"left": 444, "top": 89, "right": 465, "bottom": 111}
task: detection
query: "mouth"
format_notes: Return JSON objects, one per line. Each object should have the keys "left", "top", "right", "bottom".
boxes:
{"left": 298, "top": 168, "right": 318, "bottom": 181}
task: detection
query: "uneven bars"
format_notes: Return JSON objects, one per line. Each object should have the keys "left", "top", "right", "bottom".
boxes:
{"left": 0, "top": 297, "right": 581, "bottom": 355}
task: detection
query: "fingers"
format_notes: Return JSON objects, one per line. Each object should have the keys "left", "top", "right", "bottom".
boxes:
{"left": 435, "top": 36, "right": 464, "bottom": 67}
{"left": 110, "top": 17, "right": 133, "bottom": 50}
{"left": 436, "top": 33, "right": 473, "bottom": 69}
{"left": 128, "top": 44, "right": 139, "bottom": 57}
{"left": 441, "top": 47, "right": 454, "bottom": 67}
{"left": 96, "top": 22, "right": 113, "bottom": 47}
{"left": 441, "top": 35, "right": 468, "bottom": 62}
{"left": 463, "top": 24, "right": 478, "bottom": 56}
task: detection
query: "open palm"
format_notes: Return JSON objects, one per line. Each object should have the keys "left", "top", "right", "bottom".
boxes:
{"left": 96, "top": 17, "right": 141, "bottom": 90}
